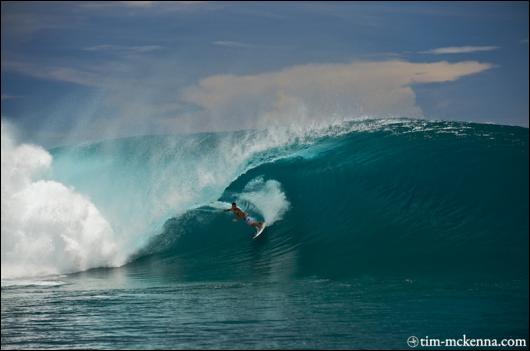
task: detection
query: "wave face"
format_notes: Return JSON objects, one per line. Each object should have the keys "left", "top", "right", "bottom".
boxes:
{"left": 3, "top": 119, "right": 528, "bottom": 280}
{"left": 131, "top": 120, "right": 529, "bottom": 281}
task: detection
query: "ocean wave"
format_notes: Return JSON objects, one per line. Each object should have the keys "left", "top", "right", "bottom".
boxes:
{"left": 2, "top": 118, "right": 528, "bottom": 279}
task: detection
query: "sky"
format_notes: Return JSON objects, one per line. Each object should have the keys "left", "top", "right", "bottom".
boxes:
{"left": 1, "top": 1, "right": 528, "bottom": 147}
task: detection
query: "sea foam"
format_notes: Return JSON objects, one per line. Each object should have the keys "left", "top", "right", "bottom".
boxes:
{"left": 1, "top": 121, "right": 125, "bottom": 279}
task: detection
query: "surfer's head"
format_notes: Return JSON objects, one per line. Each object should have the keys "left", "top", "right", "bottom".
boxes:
{"left": 231, "top": 202, "right": 236, "bottom": 208}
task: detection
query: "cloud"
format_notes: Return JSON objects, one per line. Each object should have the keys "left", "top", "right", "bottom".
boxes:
{"left": 420, "top": 46, "right": 499, "bottom": 54}
{"left": 213, "top": 41, "right": 254, "bottom": 48}
{"left": 83, "top": 44, "right": 163, "bottom": 53}
{"left": 79, "top": 1, "right": 206, "bottom": 9}
{"left": 1, "top": 11, "right": 73, "bottom": 41}
{"left": 181, "top": 60, "right": 493, "bottom": 130}
{"left": 1, "top": 95, "right": 23, "bottom": 101}
{"left": 521, "top": 38, "right": 529, "bottom": 44}
{"left": 212, "top": 41, "right": 288, "bottom": 50}
{"left": 120, "top": 1, "right": 156, "bottom": 7}
{"left": 3, "top": 61, "right": 104, "bottom": 87}
{"left": 2, "top": 55, "right": 192, "bottom": 145}
{"left": 3, "top": 57, "right": 494, "bottom": 140}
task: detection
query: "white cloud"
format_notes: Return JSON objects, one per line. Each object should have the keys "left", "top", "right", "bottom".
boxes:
{"left": 521, "top": 38, "right": 529, "bottom": 44}
{"left": 120, "top": 1, "right": 156, "bottom": 7}
{"left": 3, "top": 57, "right": 494, "bottom": 139}
{"left": 213, "top": 41, "right": 253, "bottom": 48}
{"left": 420, "top": 46, "right": 499, "bottom": 54}
{"left": 181, "top": 60, "right": 493, "bottom": 130}
{"left": 212, "top": 41, "right": 288, "bottom": 50}
{"left": 83, "top": 44, "right": 163, "bottom": 53}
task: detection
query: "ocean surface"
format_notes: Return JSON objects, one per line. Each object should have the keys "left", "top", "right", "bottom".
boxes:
{"left": 1, "top": 119, "right": 528, "bottom": 349}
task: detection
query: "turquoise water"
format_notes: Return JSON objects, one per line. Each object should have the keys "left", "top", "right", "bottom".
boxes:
{"left": 2, "top": 275, "right": 528, "bottom": 349}
{"left": 1, "top": 119, "right": 528, "bottom": 349}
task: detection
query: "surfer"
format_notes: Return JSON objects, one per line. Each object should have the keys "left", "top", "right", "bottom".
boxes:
{"left": 225, "top": 202, "right": 264, "bottom": 231}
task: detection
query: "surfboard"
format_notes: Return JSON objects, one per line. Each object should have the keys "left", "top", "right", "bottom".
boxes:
{"left": 252, "top": 222, "right": 267, "bottom": 239}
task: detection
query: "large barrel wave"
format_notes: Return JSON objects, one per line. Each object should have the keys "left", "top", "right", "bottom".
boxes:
{"left": 129, "top": 120, "right": 528, "bottom": 281}
{"left": 4, "top": 119, "right": 527, "bottom": 281}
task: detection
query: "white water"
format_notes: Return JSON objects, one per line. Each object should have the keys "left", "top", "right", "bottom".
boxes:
{"left": 1, "top": 121, "right": 125, "bottom": 279}
{"left": 239, "top": 177, "right": 290, "bottom": 225}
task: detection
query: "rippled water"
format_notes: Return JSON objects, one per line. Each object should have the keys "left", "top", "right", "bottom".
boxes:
{"left": 2, "top": 270, "right": 528, "bottom": 349}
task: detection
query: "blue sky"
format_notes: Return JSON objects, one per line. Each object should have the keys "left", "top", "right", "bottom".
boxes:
{"left": 1, "top": 1, "right": 528, "bottom": 146}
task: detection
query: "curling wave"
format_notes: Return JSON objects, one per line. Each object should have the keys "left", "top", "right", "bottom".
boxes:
{"left": 2, "top": 119, "right": 528, "bottom": 280}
